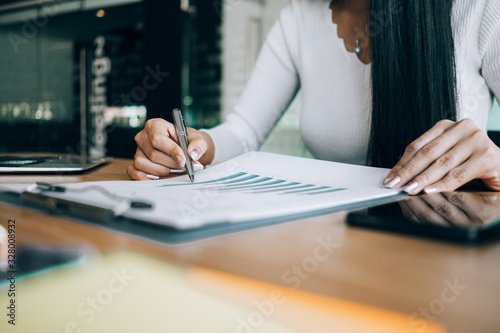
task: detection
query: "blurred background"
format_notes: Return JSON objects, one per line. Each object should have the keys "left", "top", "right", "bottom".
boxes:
{"left": 0, "top": 0, "right": 498, "bottom": 159}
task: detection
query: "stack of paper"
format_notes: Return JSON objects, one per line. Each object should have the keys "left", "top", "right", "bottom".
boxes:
{"left": 1, "top": 152, "right": 404, "bottom": 230}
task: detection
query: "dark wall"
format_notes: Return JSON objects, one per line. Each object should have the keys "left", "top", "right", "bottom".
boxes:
{"left": 143, "top": 0, "right": 182, "bottom": 123}
{"left": 0, "top": 0, "right": 221, "bottom": 158}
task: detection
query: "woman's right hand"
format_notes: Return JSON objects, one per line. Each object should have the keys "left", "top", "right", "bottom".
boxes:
{"left": 127, "top": 118, "right": 214, "bottom": 180}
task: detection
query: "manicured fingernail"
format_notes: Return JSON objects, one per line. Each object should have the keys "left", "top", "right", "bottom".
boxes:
{"left": 404, "top": 182, "right": 419, "bottom": 193}
{"left": 175, "top": 156, "right": 186, "bottom": 168}
{"left": 385, "top": 176, "right": 401, "bottom": 189}
{"left": 193, "top": 163, "right": 204, "bottom": 172}
{"left": 424, "top": 187, "right": 438, "bottom": 194}
{"left": 383, "top": 173, "right": 395, "bottom": 185}
{"left": 146, "top": 174, "right": 160, "bottom": 180}
{"left": 170, "top": 169, "right": 185, "bottom": 174}
{"left": 190, "top": 148, "right": 201, "bottom": 161}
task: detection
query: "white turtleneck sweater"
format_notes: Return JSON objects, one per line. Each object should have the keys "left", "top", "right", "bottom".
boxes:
{"left": 206, "top": 0, "right": 500, "bottom": 165}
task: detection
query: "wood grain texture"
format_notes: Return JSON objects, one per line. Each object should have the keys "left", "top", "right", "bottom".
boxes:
{"left": 0, "top": 158, "right": 499, "bottom": 333}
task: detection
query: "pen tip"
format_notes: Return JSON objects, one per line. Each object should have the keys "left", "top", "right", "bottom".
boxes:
{"left": 189, "top": 174, "right": 195, "bottom": 183}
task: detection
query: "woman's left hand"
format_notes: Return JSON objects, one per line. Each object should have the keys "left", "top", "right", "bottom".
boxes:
{"left": 383, "top": 118, "right": 500, "bottom": 195}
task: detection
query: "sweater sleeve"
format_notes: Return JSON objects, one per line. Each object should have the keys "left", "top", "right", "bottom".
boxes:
{"left": 480, "top": 0, "right": 500, "bottom": 101}
{"left": 203, "top": 3, "right": 300, "bottom": 165}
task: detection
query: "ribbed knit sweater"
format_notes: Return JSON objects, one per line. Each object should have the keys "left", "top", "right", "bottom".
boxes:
{"left": 206, "top": 0, "right": 500, "bottom": 165}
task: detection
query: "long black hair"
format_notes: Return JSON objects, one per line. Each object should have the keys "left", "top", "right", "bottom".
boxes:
{"left": 368, "top": 0, "right": 457, "bottom": 168}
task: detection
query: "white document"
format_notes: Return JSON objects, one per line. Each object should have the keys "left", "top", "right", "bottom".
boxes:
{"left": 1, "top": 152, "right": 404, "bottom": 230}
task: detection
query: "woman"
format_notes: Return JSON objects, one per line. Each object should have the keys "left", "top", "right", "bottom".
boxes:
{"left": 128, "top": 0, "right": 500, "bottom": 195}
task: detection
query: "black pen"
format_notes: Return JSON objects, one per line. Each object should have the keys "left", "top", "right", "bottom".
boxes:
{"left": 172, "top": 108, "right": 195, "bottom": 182}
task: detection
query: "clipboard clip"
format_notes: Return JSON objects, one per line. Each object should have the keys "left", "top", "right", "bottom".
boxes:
{"left": 20, "top": 183, "right": 153, "bottom": 221}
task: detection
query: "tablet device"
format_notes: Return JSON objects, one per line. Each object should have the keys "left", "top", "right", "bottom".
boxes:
{"left": 346, "top": 192, "right": 500, "bottom": 244}
{"left": 0, "top": 155, "right": 109, "bottom": 173}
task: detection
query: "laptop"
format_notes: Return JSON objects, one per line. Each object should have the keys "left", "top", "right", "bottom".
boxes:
{"left": 0, "top": 155, "right": 110, "bottom": 173}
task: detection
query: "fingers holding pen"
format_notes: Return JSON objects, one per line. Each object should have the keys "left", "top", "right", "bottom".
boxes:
{"left": 138, "top": 119, "right": 187, "bottom": 167}
{"left": 136, "top": 134, "right": 184, "bottom": 169}
{"left": 186, "top": 128, "right": 208, "bottom": 162}
{"left": 128, "top": 148, "right": 204, "bottom": 181}
{"left": 133, "top": 148, "right": 175, "bottom": 177}
{"left": 141, "top": 119, "right": 207, "bottom": 167}
{"left": 130, "top": 118, "right": 208, "bottom": 181}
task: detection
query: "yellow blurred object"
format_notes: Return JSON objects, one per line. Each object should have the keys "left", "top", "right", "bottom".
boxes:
{"left": 0, "top": 251, "right": 446, "bottom": 333}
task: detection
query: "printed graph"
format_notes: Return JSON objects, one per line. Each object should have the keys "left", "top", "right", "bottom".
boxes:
{"left": 159, "top": 172, "right": 346, "bottom": 195}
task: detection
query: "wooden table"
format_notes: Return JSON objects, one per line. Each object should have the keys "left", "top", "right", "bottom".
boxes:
{"left": 1, "top": 158, "right": 499, "bottom": 333}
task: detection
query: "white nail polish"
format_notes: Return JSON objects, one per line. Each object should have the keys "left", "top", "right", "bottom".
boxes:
{"left": 190, "top": 148, "right": 201, "bottom": 161}
{"left": 424, "top": 187, "right": 438, "bottom": 194}
{"left": 146, "top": 174, "right": 160, "bottom": 180}
{"left": 404, "top": 182, "right": 418, "bottom": 193}
{"left": 193, "top": 163, "right": 204, "bottom": 172}
{"left": 383, "top": 174, "right": 395, "bottom": 185}
{"left": 170, "top": 169, "right": 185, "bottom": 174}
{"left": 385, "top": 176, "right": 401, "bottom": 189}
